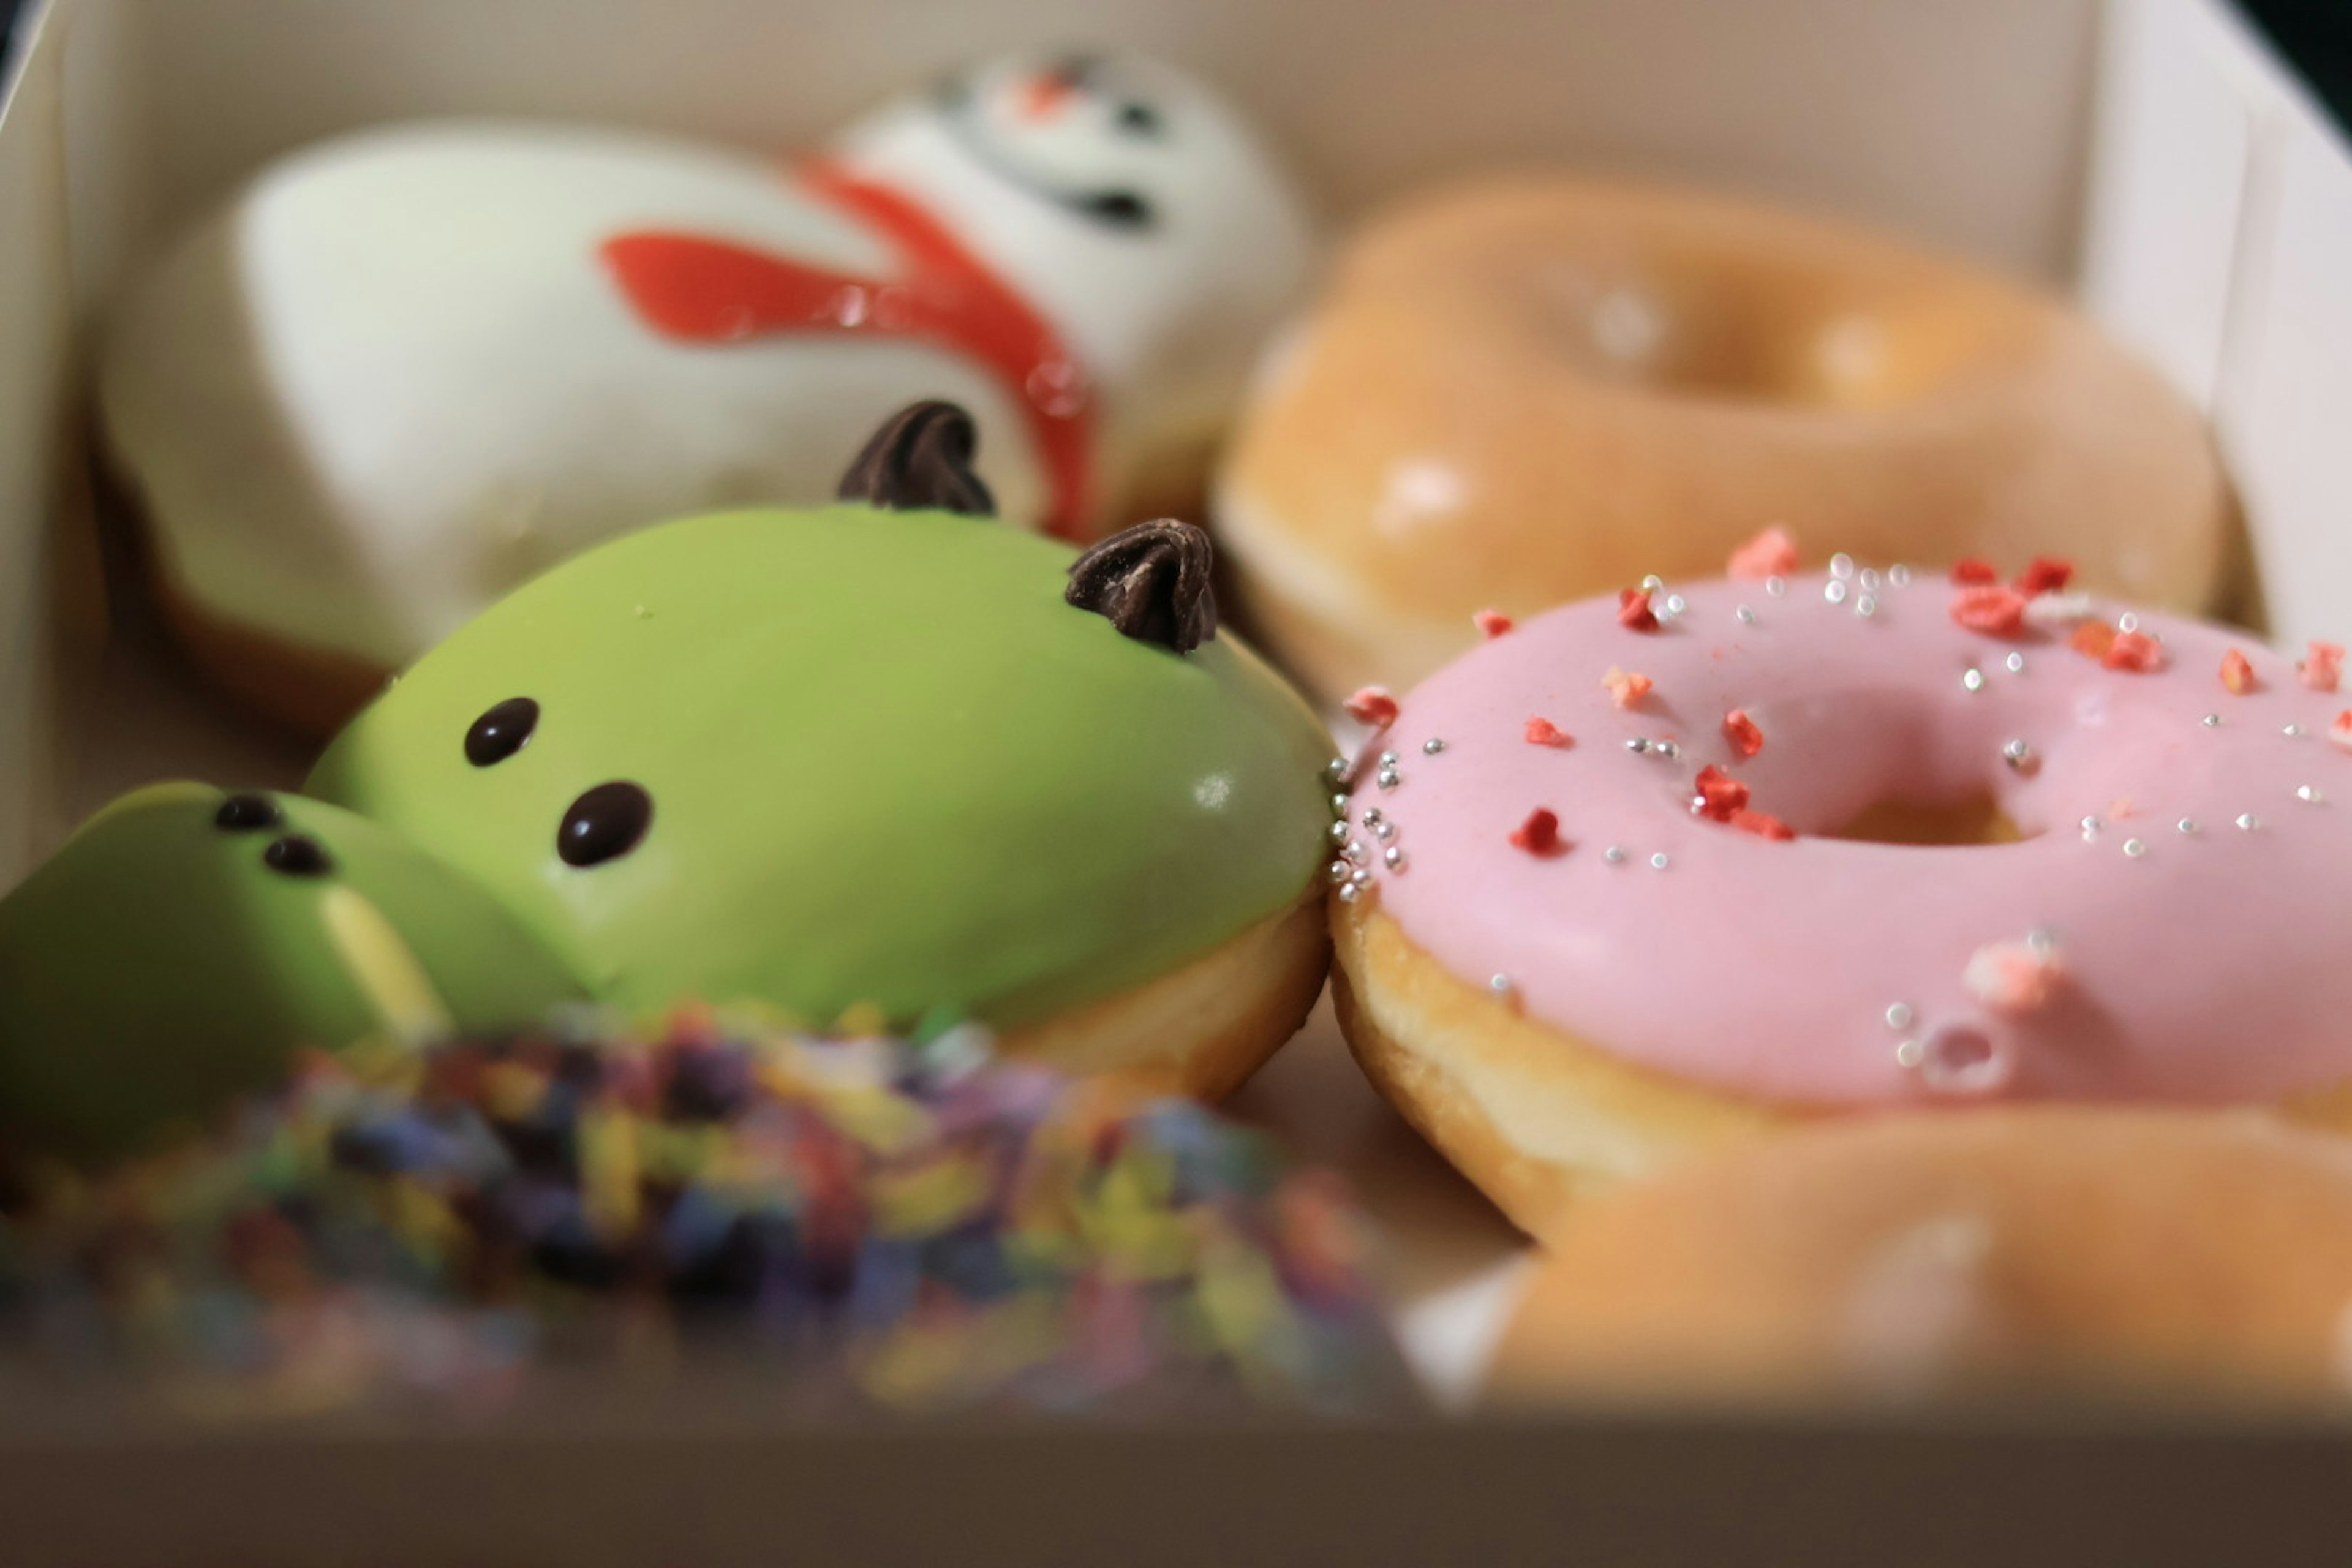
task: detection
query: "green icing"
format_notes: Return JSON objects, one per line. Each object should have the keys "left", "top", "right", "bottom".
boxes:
{"left": 0, "top": 785, "right": 586, "bottom": 1158}
{"left": 306, "top": 505, "right": 1332, "bottom": 1028}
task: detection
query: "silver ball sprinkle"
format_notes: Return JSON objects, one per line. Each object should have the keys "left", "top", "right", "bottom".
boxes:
{"left": 1642, "top": 575, "right": 1666, "bottom": 594}
{"left": 1326, "top": 859, "right": 1351, "bottom": 884}
{"left": 1859, "top": 568, "right": 1883, "bottom": 592}
{"left": 1766, "top": 576, "right": 1788, "bottom": 598}
{"left": 1650, "top": 851, "right": 1671, "bottom": 870}
{"left": 1350, "top": 867, "right": 1373, "bottom": 888}
{"left": 1379, "top": 750, "right": 1399, "bottom": 767}
{"left": 1362, "top": 807, "right": 1384, "bottom": 827}
{"left": 1490, "top": 973, "right": 1515, "bottom": 998}
{"left": 1736, "top": 605, "right": 1757, "bottom": 625}
{"left": 1854, "top": 594, "right": 1877, "bottom": 618}
{"left": 1604, "top": 845, "right": 1627, "bottom": 864}
{"left": 1625, "top": 737, "right": 1652, "bottom": 755}
{"left": 2117, "top": 612, "right": 2141, "bottom": 633}
{"left": 2123, "top": 837, "right": 2148, "bottom": 858}
{"left": 2285, "top": 723, "right": 2308, "bottom": 738}
{"left": 1825, "top": 579, "right": 1850, "bottom": 605}
{"left": 1889, "top": 564, "right": 1913, "bottom": 587}
{"left": 1422, "top": 737, "right": 1447, "bottom": 755}
{"left": 2237, "top": 813, "right": 2261, "bottom": 831}
{"left": 1372, "top": 820, "right": 1395, "bottom": 841}
{"left": 1329, "top": 793, "right": 1350, "bottom": 817}
{"left": 1894, "top": 1039, "right": 1925, "bottom": 1069}
{"left": 2026, "top": 927, "right": 2059, "bottom": 955}
{"left": 2005, "top": 652, "right": 2026, "bottom": 674}
{"left": 1830, "top": 552, "right": 1856, "bottom": 580}
{"left": 1343, "top": 839, "right": 1371, "bottom": 864}
{"left": 1336, "top": 881, "right": 1360, "bottom": 904}
{"left": 2298, "top": 785, "right": 2324, "bottom": 804}
{"left": 1962, "top": 668, "right": 1986, "bottom": 693}
{"left": 2000, "top": 738, "right": 2038, "bottom": 775}
{"left": 1323, "top": 758, "right": 1350, "bottom": 786}
{"left": 1375, "top": 768, "right": 1400, "bottom": 791}
{"left": 1885, "top": 1002, "right": 1915, "bottom": 1031}
{"left": 2202, "top": 714, "right": 2223, "bottom": 728}
{"left": 1654, "top": 741, "right": 1680, "bottom": 760}
{"left": 1664, "top": 593, "right": 1688, "bottom": 617}
{"left": 1384, "top": 846, "right": 1405, "bottom": 870}
{"left": 2080, "top": 815, "right": 2102, "bottom": 835}
{"left": 1327, "top": 821, "right": 1352, "bottom": 846}
{"left": 2177, "top": 817, "right": 2198, "bottom": 835}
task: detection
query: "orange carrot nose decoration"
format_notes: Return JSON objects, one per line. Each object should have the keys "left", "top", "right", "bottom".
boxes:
{"left": 1016, "top": 69, "right": 1085, "bottom": 121}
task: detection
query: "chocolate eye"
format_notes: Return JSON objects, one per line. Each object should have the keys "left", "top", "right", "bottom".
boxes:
{"left": 1080, "top": 189, "right": 1155, "bottom": 230}
{"left": 1115, "top": 101, "right": 1161, "bottom": 136}
{"left": 557, "top": 782, "right": 653, "bottom": 868}
{"left": 466, "top": 698, "right": 540, "bottom": 767}
{"left": 215, "top": 793, "right": 282, "bottom": 832}
{"left": 263, "top": 835, "right": 333, "bottom": 877}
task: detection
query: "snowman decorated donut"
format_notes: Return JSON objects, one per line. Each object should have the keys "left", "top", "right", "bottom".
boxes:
{"left": 98, "top": 51, "right": 1316, "bottom": 733}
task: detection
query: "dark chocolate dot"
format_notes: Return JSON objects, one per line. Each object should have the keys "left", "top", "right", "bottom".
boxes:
{"left": 1115, "top": 100, "right": 1161, "bottom": 136}
{"left": 214, "top": 793, "right": 282, "bottom": 832}
{"left": 262, "top": 835, "right": 333, "bottom": 877}
{"left": 1079, "top": 189, "right": 1155, "bottom": 230}
{"left": 557, "top": 782, "right": 653, "bottom": 868}
{"left": 466, "top": 697, "right": 541, "bottom": 767}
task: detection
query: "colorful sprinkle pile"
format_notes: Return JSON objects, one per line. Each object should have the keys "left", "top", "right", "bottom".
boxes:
{"left": 0, "top": 1012, "right": 1403, "bottom": 1419}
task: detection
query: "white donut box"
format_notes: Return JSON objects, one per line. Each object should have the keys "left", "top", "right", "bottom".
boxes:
{"left": 1, "top": 0, "right": 2349, "bottom": 1561}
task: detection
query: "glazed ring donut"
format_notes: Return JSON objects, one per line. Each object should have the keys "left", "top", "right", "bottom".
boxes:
{"left": 1482, "top": 1109, "right": 2352, "bottom": 1409}
{"left": 1328, "top": 549, "right": 2352, "bottom": 1235}
{"left": 1216, "top": 176, "right": 2234, "bottom": 703}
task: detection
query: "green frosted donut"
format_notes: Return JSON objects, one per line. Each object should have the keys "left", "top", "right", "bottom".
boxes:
{"left": 0, "top": 785, "right": 585, "bottom": 1158}
{"left": 306, "top": 491, "right": 1333, "bottom": 1030}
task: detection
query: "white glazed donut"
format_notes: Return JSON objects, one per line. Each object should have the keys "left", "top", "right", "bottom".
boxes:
{"left": 97, "top": 51, "right": 1315, "bottom": 731}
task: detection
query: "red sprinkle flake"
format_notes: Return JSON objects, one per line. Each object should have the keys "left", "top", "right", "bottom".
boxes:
{"left": 1722, "top": 708, "right": 1765, "bottom": 759}
{"left": 1343, "top": 687, "right": 1399, "bottom": 728}
{"left": 1691, "top": 764, "right": 1751, "bottom": 822}
{"left": 2220, "top": 648, "right": 2259, "bottom": 695}
{"left": 1509, "top": 807, "right": 1567, "bottom": 856}
{"left": 1524, "top": 716, "right": 1574, "bottom": 748}
{"left": 2302, "top": 641, "right": 2345, "bottom": 693}
{"left": 1727, "top": 525, "right": 1800, "bottom": 580}
{"left": 1617, "top": 588, "right": 1660, "bottom": 632}
{"left": 1951, "top": 559, "right": 1999, "bottom": 586}
{"left": 1731, "top": 808, "right": 1796, "bottom": 841}
{"left": 1950, "top": 584, "right": 2028, "bottom": 636}
{"left": 2109, "top": 795, "right": 2136, "bottom": 821}
{"left": 2103, "top": 630, "right": 2166, "bottom": 673}
{"left": 2070, "top": 622, "right": 2117, "bottom": 661}
{"left": 1602, "top": 666, "right": 1654, "bottom": 708}
{"left": 1472, "top": 608, "right": 1515, "bottom": 639}
{"left": 2330, "top": 711, "right": 2352, "bottom": 754}
{"left": 2012, "top": 557, "right": 2075, "bottom": 598}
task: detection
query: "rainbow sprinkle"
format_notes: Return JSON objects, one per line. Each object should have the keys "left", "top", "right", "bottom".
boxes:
{"left": 0, "top": 1011, "right": 1404, "bottom": 1419}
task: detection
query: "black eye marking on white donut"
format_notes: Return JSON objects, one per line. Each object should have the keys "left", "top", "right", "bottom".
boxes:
{"left": 930, "top": 70, "right": 1159, "bottom": 234}
{"left": 263, "top": 835, "right": 333, "bottom": 877}
{"left": 466, "top": 697, "right": 541, "bottom": 767}
{"left": 1115, "top": 100, "right": 1162, "bottom": 137}
{"left": 557, "top": 782, "right": 654, "bottom": 869}
{"left": 215, "top": 793, "right": 283, "bottom": 832}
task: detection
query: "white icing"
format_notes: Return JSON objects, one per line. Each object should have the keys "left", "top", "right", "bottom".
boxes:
{"left": 99, "top": 53, "right": 1316, "bottom": 669}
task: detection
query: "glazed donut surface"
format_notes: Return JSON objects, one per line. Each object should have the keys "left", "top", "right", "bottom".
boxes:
{"left": 1216, "top": 176, "right": 2233, "bottom": 701}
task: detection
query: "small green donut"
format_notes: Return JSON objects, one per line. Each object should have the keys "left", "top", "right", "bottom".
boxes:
{"left": 0, "top": 785, "right": 585, "bottom": 1158}
{"left": 306, "top": 497, "right": 1334, "bottom": 1031}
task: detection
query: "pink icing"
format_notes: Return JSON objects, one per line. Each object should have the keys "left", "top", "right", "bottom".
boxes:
{"left": 1355, "top": 568, "right": 2352, "bottom": 1106}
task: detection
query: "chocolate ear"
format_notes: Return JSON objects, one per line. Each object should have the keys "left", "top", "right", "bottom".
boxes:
{"left": 837, "top": 401, "right": 997, "bottom": 518}
{"left": 1065, "top": 520, "right": 1218, "bottom": 654}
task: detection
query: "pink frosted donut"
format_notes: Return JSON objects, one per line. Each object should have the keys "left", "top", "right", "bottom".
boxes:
{"left": 1327, "top": 549, "right": 2352, "bottom": 1234}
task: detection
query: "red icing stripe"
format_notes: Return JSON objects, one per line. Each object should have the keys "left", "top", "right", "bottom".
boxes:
{"left": 600, "top": 160, "right": 1096, "bottom": 539}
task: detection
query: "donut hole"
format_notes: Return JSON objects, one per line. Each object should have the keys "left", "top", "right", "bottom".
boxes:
{"left": 1824, "top": 794, "right": 2030, "bottom": 848}
{"left": 1518, "top": 254, "right": 2025, "bottom": 410}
